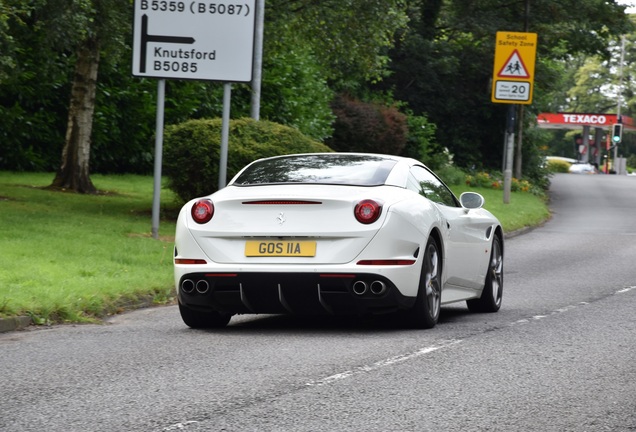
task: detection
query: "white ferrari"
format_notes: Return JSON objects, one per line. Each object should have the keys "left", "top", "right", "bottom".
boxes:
{"left": 174, "top": 153, "right": 504, "bottom": 329}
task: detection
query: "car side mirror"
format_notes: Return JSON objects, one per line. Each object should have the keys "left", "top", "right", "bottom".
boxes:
{"left": 459, "top": 192, "right": 485, "bottom": 210}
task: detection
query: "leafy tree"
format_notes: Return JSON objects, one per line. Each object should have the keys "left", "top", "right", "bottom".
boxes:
{"left": 0, "top": 2, "right": 19, "bottom": 83}
{"left": 267, "top": 0, "right": 409, "bottom": 87}
{"left": 48, "top": 0, "right": 130, "bottom": 193}
{"left": 562, "top": 33, "right": 636, "bottom": 116}
{"left": 567, "top": 57, "right": 616, "bottom": 113}
{"left": 555, "top": 32, "right": 636, "bottom": 159}
{"left": 1, "top": 0, "right": 132, "bottom": 191}
{"left": 257, "top": 22, "right": 335, "bottom": 140}
{"left": 0, "top": 1, "right": 72, "bottom": 171}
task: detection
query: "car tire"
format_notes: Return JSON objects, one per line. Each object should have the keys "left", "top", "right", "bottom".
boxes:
{"left": 404, "top": 236, "right": 442, "bottom": 329}
{"left": 467, "top": 234, "right": 503, "bottom": 313}
{"left": 178, "top": 301, "right": 232, "bottom": 329}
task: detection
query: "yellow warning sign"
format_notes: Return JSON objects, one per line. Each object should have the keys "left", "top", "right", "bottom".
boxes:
{"left": 491, "top": 31, "right": 537, "bottom": 104}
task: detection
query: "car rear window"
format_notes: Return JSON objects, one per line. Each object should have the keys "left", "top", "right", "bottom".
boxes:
{"left": 232, "top": 154, "right": 397, "bottom": 186}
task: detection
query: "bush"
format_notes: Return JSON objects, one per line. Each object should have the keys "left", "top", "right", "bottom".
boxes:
{"left": 626, "top": 154, "right": 636, "bottom": 173}
{"left": 163, "top": 118, "right": 333, "bottom": 202}
{"left": 435, "top": 165, "right": 466, "bottom": 186}
{"left": 402, "top": 114, "right": 444, "bottom": 168}
{"left": 511, "top": 177, "right": 531, "bottom": 192}
{"left": 466, "top": 171, "right": 501, "bottom": 188}
{"left": 327, "top": 95, "right": 408, "bottom": 155}
{"left": 546, "top": 159, "right": 571, "bottom": 173}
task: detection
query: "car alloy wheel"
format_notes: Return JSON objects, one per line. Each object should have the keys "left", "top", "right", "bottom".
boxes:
{"left": 467, "top": 235, "right": 503, "bottom": 313}
{"left": 405, "top": 236, "right": 442, "bottom": 329}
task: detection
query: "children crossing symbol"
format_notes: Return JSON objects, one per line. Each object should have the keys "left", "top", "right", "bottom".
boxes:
{"left": 497, "top": 50, "right": 530, "bottom": 78}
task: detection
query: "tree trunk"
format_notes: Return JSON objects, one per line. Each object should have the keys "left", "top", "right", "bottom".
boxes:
{"left": 50, "top": 36, "right": 100, "bottom": 194}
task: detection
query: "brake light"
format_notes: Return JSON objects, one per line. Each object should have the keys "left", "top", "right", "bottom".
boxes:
{"left": 354, "top": 199, "right": 382, "bottom": 224}
{"left": 191, "top": 199, "right": 214, "bottom": 224}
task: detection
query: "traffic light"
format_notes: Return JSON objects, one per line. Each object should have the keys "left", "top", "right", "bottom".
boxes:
{"left": 612, "top": 123, "right": 623, "bottom": 144}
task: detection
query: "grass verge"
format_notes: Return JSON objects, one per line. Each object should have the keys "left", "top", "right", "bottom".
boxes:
{"left": 0, "top": 172, "right": 550, "bottom": 324}
{"left": 451, "top": 186, "right": 551, "bottom": 233}
{"left": 0, "top": 172, "right": 180, "bottom": 323}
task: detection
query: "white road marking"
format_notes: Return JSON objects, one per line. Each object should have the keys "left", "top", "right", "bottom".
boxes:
{"left": 305, "top": 285, "right": 636, "bottom": 389}
{"left": 163, "top": 420, "right": 199, "bottom": 430}
{"left": 305, "top": 339, "right": 462, "bottom": 387}
{"left": 616, "top": 286, "right": 636, "bottom": 294}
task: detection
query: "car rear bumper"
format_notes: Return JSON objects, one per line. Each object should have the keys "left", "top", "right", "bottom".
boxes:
{"left": 177, "top": 272, "right": 416, "bottom": 316}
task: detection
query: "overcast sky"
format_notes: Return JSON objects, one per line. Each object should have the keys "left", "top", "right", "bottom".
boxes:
{"left": 618, "top": 0, "right": 636, "bottom": 13}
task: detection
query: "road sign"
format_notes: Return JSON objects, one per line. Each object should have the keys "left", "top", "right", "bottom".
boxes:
{"left": 491, "top": 31, "right": 537, "bottom": 104}
{"left": 132, "top": 0, "right": 256, "bottom": 82}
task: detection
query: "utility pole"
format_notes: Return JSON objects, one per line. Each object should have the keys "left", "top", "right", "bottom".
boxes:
{"left": 614, "top": 36, "right": 625, "bottom": 169}
{"left": 514, "top": 0, "right": 531, "bottom": 180}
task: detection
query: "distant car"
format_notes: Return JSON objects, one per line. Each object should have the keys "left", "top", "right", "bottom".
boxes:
{"left": 568, "top": 163, "right": 597, "bottom": 174}
{"left": 545, "top": 156, "right": 578, "bottom": 164}
{"left": 174, "top": 153, "right": 504, "bottom": 329}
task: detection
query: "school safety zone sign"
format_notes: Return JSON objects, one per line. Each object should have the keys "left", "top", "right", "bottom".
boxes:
{"left": 132, "top": 1, "right": 256, "bottom": 82}
{"left": 491, "top": 31, "right": 537, "bottom": 104}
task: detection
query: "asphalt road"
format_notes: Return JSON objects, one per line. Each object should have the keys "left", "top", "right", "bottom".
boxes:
{"left": 1, "top": 173, "right": 635, "bottom": 432}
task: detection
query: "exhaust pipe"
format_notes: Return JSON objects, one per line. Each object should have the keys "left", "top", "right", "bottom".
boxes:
{"left": 181, "top": 279, "right": 195, "bottom": 293}
{"left": 370, "top": 280, "right": 387, "bottom": 295}
{"left": 196, "top": 280, "right": 210, "bottom": 294}
{"left": 352, "top": 281, "right": 368, "bottom": 295}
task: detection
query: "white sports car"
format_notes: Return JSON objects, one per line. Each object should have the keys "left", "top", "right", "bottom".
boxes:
{"left": 174, "top": 153, "right": 503, "bottom": 329}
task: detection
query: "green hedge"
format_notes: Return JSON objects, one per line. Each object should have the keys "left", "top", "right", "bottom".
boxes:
{"left": 163, "top": 118, "right": 333, "bottom": 202}
{"left": 546, "top": 159, "right": 571, "bottom": 173}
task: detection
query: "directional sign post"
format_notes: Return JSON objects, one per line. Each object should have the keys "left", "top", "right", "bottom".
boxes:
{"left": 491, "top": 32, "right": 537, "bottom": 104}
{"left": 132, "top": 1, "right": 257, "bottom": 238}
{"left": 132, "top": 1, "right": 256, "bottom": 82}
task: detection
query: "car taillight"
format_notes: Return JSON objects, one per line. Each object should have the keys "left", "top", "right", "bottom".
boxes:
{"left": 191, "top": 199, "right": 214, "bottom": 224}
{"left": 354, "top": 199, "right": 382, "bottom": 224}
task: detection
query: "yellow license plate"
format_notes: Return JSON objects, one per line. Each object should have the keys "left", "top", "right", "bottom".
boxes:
{"left": 245, "top": 240, "right": 316, "bottom": 257}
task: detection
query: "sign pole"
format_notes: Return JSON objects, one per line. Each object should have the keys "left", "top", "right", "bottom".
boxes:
{"left": 250, "top": 0, "right": 265, "bottom": 120}
{"left": 132, "top": 0, "right": 257, "bottom": 234}
{"left": 151, "top": 79, "right": 165, "bottom": 239}
{"left": 219, "top": 82, "right": 232, "bottom": 190}
{"left": 503, "top": 105, "right": 516, "bottom": 204}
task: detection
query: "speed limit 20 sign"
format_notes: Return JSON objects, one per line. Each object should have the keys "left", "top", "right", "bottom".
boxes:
{"left": 132, "top": 0, "right": 256, "bottom": 82}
